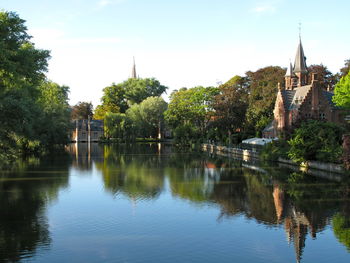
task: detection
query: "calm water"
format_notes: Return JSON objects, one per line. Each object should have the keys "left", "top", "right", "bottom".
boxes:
{"left": 1, "top": 143, "right": 350, "bottom": 263}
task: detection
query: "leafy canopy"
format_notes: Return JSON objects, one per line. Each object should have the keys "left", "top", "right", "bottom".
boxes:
{"left": 333, "top": 71, "right": 350, "bottom": 109}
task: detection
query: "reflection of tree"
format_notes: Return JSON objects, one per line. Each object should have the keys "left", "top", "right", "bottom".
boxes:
{"left": 333, "top": 213, "right": 350, "bottom": 252}
{"left": 0, "top": 156, "right": 70, "bottom": 262}
{"left": 95, "top": 144, "right": 166, "bottom": 200}
{"left": 67, "top": 143, "right": 350, "bottom": 263}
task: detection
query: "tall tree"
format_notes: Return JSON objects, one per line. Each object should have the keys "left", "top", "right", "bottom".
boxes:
{"left": 245, "top": 66, "right": 285, "bottom": 135}
{"left": 139, "top": 96, "right": 168, "bottom": 139}
{"left": 36, "top": 81, "right": 71, "bottom": 147}
{"left": 213, "top": 75, "right": 249, "bottom": 141}
{"left": 0, "top": 11, "right": 51, "bottom": 156}
{"left": 0, "top": 11, "right": 70, "bottom": 159}
{"left": 165, "top": 86, "right": 219, "bottom": 137}
{"left": 71, "top": 101, "right": 93, "bottom": 120}
{"left": 95, "top": 78, "right": 168, "bottom": 120}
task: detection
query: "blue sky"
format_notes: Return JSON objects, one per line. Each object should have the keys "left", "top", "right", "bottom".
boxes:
{"left": 2, "top": 0, "right": 349, "bottom": 106}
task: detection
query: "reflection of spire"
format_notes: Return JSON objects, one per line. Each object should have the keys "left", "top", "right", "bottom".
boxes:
{"left": 273, "top": 184, "right": 284, "bottom": 222}
{"left": 293, "top": 223, "right": 307, "bottom": 263}
{"left": 284, "top": 210, "right": 308, "bottom": 263}
{"left": 131, "top": 196, "right": 136, "bottom": 216}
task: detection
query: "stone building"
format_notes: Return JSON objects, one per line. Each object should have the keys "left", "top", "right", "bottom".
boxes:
{"left": 263, "top": 38, "right": 345, "bottom": 138}
{"left": 71, "top": 119, "right": 104, "bottom": 142}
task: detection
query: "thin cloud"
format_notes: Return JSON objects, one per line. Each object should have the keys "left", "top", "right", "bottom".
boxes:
{"left": 251, "top": 5, "right": 276, "bottom": 13}
{"left": 97, "top": 0, "right": 126, "bottom": 8}
{"left": 250, "top": 0, "right": 283, "bottom": 14}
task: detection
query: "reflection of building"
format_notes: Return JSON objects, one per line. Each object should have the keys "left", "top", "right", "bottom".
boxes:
{"left": 263, "top": 38, "right": 345, "bottom": 138}
{"left": 67, "top": 143, "right": 104, "bottom": 169}
{"left": 71, "top": 119, "right": 104, "bottom": 142}
{"left": 272, "top": 184, "right": 318, "bottom": 263}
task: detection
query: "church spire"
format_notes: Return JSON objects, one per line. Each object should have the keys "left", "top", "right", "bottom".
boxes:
{"left": 293, "top": 39, "right": 308, "bottom": 74}
{"left": 131, "top": 56, "right": 137, "bottom": 79}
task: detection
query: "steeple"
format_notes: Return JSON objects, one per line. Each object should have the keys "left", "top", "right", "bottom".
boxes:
{"left": 131, "top": 56, "right": 137, "bottom": 79}
{"left": 293, "top": 39, "right": 308, "bottom": 74}
{"left": 285, "top": 61, "right": 293, "bottom": 77}
{"left": 293, "top": 38, "right": 308, "bottom": 87}
{"left": 285, "top": 61, "right": 296, "bottom": 90}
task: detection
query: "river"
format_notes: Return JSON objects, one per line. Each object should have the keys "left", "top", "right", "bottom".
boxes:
{"left": 0, "top": 143, "right": 349, "bottom": 263}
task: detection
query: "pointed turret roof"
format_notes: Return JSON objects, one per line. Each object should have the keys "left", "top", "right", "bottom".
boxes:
{"left": 131, "top": 57, "right": 137, "bottom": 79}
{"left": 285, "top": 62, "right": 294, "bottom": 77}
{"left": 293, "top": 39, "right": 308, "bottom": 73}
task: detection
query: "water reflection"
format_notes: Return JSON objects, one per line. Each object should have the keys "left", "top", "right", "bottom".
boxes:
{"left": 1, "top": 143, "right": 349, "bottom": 262}
{"left": 69, "top": 143, "right": 350, "bottom": 262}
{"left": 0, "top": 155, "right": 71, "bottom": 263}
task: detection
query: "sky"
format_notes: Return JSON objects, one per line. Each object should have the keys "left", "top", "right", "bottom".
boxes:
{"left": 2, "top": 0, "right": 349, "bottom": 107}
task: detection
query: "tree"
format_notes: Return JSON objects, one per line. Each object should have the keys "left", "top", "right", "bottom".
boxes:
{"left": 340, "top": 59, "right": 350, "bottom": 78}
{"left": 139, "top": 96, "right": 168, "bottom": 139}
{"left": 71, "top": 101, "right": 93, "bottom": 120}
{"left": 97, "top": 78, "right": 168, "bottom": 117}
{"left": 0, "top": 11, "right": 70, "bottom": 160}
{"left": 333, "top": 71, "right": 350, "bottom": 109}
{"left": 0, "top": 11, "right": 51, "bottom": 157}
{"left": 104, "top": 112, "right": 129, "bottom": 140}
{"left": 99, "top": 83, "right": 127, "bottom": 113}
{"left": 124, "top": 78, "right": 168, "bottom": 105}
{"left": 165, "top": 86, "right": 219, "bottom": 131}
{"left": 308, "top": 64, "right": 336, "bottom": 88}
{"left": 287, "top": 120, "right": 344, "bottom": 163}
{"left": 212, "top": 75, "right": 249, "bottom": 143}
{"left": 36, "top": 81, "right": 71, "bottom": 147}
{"left": 245, "top": 66, "right": 285, "bottom": 135}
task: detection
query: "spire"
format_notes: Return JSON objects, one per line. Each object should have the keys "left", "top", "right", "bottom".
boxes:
{"left": 131, "top": 56, "right": 137, "bottom": 79}
{"left": 285, "top": 61, "right": 293, "bottom": 77}
{"left": 293, "top": 39, "right": 308, "bottom": 74}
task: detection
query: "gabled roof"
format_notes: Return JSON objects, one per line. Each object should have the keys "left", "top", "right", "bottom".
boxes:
{"left": 293, "top": 39, "right": 308, "bottom": 74}
{"left": 288, "top": 85, "right": 312, "bottom": 110}
{"left": 281, "top": 89, "right": 296, "bottom": 110}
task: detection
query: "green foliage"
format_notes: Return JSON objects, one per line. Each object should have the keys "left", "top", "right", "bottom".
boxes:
{"left": 212, "top": 75, "right": 249, "bottom": 141}
{"left": 0, "top": 11, "right": 70, "bottom": 163}
{"left": 97, "top": 78, "right": 167, "bottom": 116}
{"left": 245, "top": 66, "right": 285, "bottom": 134}
{"left": 104, "top": 112, "right": 130, "bottom": 140}
{"left": 260, "top": 140, "right": 289, "bottom": 161}
{"left": 104, "top": 96, "right": 168, "bottom": 140}
{"left": 165, "top": 86, "right": 219, "bottom": 141}
{"left": 287, "top": 120, "right": 344, "bottom": 163}
{"left": 332, "top": 213, "right": 350, "bottom": 252}
{"left": 36, "top": 81, "right": 70, "bottom": 147}
{"left": 333, "top": 71, "right": 350, "bottom": 109}
{"left": 173, "top": 124, "right": 200, "bottom": 145}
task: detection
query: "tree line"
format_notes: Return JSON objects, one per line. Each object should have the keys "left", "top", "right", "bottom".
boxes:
{"left": 0, "top": 11, "right": 70, "bottom": 163}
{"left": 2, "top": 10, "right": 350, "bottom": 165}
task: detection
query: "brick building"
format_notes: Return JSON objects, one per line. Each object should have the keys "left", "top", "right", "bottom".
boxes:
{"left": 263, "top": 38, "right": 345, "bottom": 138}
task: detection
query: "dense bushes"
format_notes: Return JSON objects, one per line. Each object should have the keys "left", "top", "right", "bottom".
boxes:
{"left": 261, "top": 120, "right": 344, "bottom": 164}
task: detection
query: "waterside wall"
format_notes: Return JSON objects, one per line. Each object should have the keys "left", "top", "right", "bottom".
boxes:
{"left": 202, "top": 144, "right": 347, "bottom": 175}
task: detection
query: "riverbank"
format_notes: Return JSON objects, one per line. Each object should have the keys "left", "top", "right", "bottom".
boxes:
{"left": 202, "top": 143, "right": 348, "bottom": 176}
